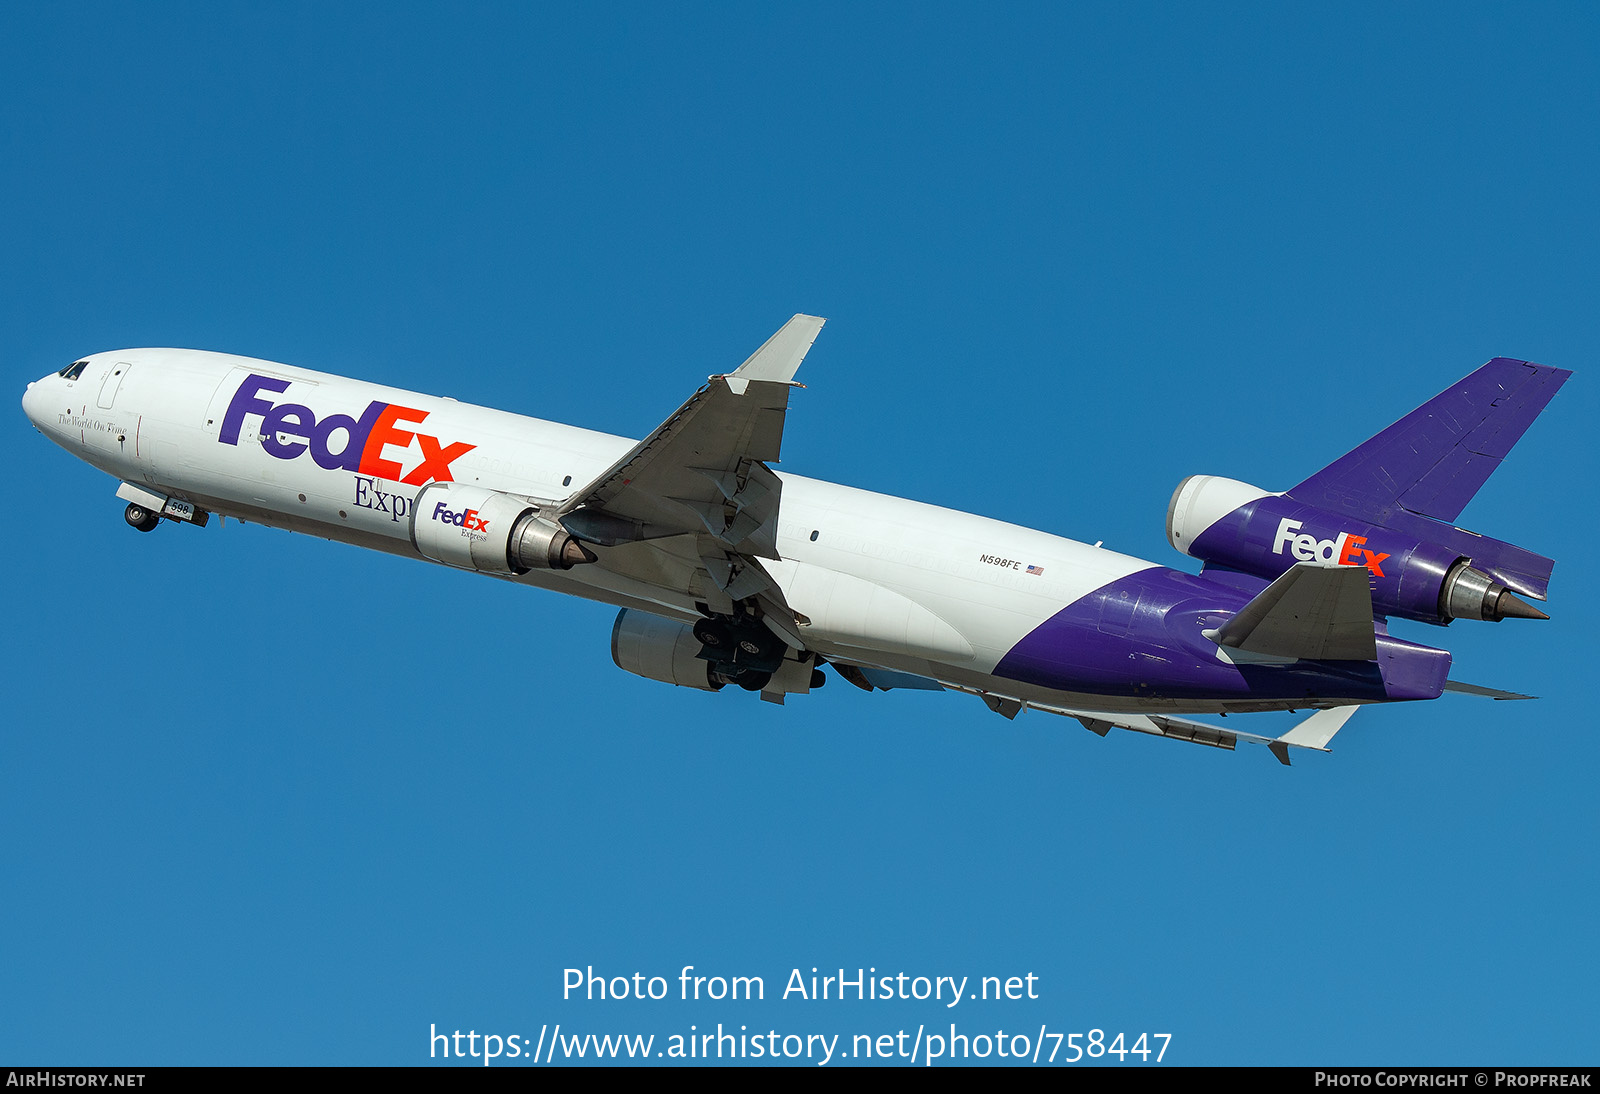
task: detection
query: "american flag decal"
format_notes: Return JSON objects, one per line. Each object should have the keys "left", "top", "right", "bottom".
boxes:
{"left": 1026, "top": 564, "right": 1044, "bottom": 575}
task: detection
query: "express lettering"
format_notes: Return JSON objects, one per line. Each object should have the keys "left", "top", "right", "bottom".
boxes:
{"left": 353, "top": 476, "right": 411, "bottom": 522}
{"left": 220, "top": 373, "right": 475, "bottom": 485}
{"left": 1272, "top": 518, "right": 1389, "bottom": 576}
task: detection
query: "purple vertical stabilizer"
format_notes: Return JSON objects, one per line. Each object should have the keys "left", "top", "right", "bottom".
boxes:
{"left": 1171, "top": 358, "right": 1570, "bottom": 608}
{"left": 1290, "top": 358, "right": 1571, "bottom": 526}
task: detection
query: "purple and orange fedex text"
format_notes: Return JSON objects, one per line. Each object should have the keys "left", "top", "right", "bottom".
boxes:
{"left": 219, "top": 373, "right": 475, "bottom": 485}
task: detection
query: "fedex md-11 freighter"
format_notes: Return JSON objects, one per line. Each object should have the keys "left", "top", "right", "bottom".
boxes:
{"left": 20, "top": 317, "right": 1569, "bottom": 763}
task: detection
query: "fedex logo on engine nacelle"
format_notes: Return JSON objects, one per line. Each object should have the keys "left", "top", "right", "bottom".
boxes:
{"left": 1273, "top": 518, "right": 1390, "bottom": 576}
{"left": 220, "top": 373, "right": 476, "bottom": 486}
{"left": 432, "top": 502, "right": 488, "bottom": 532}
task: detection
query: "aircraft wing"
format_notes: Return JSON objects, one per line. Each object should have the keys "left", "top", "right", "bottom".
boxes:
{"left": 944, "top": 680, "right": 1359, "bottom": 765}
{"left": 558, "top": 314, "right": 826, "bottom": 643}
{"left": 1048, "top": 703, "right": 1359, "bottom": 766}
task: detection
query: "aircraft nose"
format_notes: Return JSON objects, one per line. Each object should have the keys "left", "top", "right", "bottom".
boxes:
{"left": 22, "top": 378, "right": 44, "bottom": 426}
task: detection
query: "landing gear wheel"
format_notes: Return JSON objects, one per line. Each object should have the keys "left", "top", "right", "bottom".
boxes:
{"left": 737, "top": 628, "right": 783, "bottom": 661}
{"left": 737, "top": 671, "right": 773, "bottom": 692}
{"left": 693, "top": 618, "right": 733, "bottom": 651}
{"left": 124, "top": 502, "right": 160, "bottom": 532}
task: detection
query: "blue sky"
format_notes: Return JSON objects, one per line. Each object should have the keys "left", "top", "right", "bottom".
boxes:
{"left": 3, "top": 2, "right": 1597, "bottom": 1066}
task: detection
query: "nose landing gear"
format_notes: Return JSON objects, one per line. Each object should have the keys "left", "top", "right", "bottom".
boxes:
{"left": 124, "top": 502, "right": 160, "bottom": 532}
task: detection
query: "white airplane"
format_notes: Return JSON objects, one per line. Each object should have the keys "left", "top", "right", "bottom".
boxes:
{"left": 21, "top": 316, "right": 1568, "bottom": 763}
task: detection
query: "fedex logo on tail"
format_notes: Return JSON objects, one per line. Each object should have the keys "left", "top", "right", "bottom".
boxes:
{"left": 220, "top": 373, "right": 475, "bottom": 485}
{"left": 1273, "top": 518, "right": 1390, "bottom": 576}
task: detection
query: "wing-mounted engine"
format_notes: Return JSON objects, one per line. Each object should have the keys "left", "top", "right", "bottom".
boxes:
{"left": 1166, "top": 474, "right": 1550, "bottom": 625}
{"left": 610, "top": 609, "right": 824, "bottom": 703}
{"left": 411, "top": 482, "right": 596, "bottom": 575}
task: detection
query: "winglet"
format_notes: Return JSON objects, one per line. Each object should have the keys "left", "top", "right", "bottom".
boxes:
{"left": 1268, "top": 705, "right": 1359, "bottom": 764}
{"left": 725, "top": 314, "right": 826, "bottom": 394}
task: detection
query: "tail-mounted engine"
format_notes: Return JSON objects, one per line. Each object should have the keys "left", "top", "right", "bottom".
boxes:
{"left": 1166, "top": 475, "right": 1551, "bottom": 625}
{"left": 410, "top": 482, "right": 595, "bottom": 575}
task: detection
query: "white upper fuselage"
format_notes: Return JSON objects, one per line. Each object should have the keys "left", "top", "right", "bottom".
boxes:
{"left": 22, "top": 348, "right": 1172, "bottom": 710}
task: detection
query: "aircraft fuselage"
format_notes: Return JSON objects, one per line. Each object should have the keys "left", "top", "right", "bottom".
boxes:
{"left": 19, "top": 346, "right": 1471, "bottom": 726}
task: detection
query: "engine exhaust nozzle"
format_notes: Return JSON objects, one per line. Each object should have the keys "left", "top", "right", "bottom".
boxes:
{"left": 1441, "top": 561, "right": 1549, "bottom": 622}
{"left": 1492, "top": 589, "right": 1550, "bottom": 621}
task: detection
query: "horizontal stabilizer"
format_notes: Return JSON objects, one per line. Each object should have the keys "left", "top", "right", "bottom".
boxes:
{"left": 1290, "top": 358, "right": 1572, "bottom": 525}
{"left": 1444, "top": 680, "right": 1535, "bottom": 701}
{"left": 1208, "top": 562, "right": 1378, "bottom": 661}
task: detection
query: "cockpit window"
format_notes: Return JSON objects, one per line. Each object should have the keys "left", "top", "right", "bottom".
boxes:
{"left": 58, "top": 360, "right": 89, "bottom": 381}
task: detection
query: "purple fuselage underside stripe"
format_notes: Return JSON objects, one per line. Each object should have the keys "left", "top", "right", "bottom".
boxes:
{"left": 992, "top": 567, "right": 1450, "bottom": 704}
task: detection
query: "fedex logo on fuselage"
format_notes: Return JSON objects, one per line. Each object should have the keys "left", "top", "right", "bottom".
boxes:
{"left": 1273, "top": 518, "right": 1389, "bottom": 576}
{"left": 220, "top": 373, "right": 476, "bottom": 485}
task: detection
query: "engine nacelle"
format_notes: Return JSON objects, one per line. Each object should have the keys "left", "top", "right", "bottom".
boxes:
{"left": 610, "top": 610, "right": 822, "bottom": 697}
{"left": 611, "top": 610, "right": 724, "bottom": 691}
{"left": 1166, "top": 475, "right": 1547, "bottom": 625}
{"left": 410, "top": 482, "right": 594, "bottom": 575}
